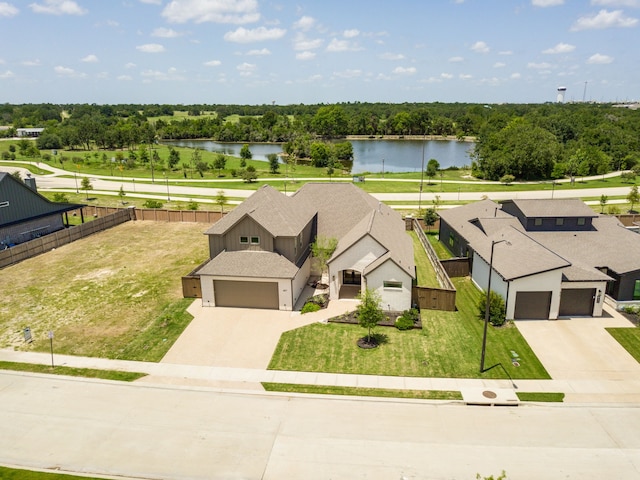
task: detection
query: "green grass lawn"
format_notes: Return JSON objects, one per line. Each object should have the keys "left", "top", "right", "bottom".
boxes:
{"left": 268, "top": 277, "right": 549, "bottom": 380}
{"left": 262, "top": 383, "right": 462, "bottom": 400}
{"left": 0, "top": 361, "right": 146, "bottom": 381}
{"left": 426, "top": 230, "right": 453, "bottom": 259}
{"left": 0, "top": 467, "right": 103, "bottom": 480}
{"left": 409, "top": 231, "right": 439, "bottom": 287}
{"left": 516, "top": 392, "right": 565, "bottom": 402}
{"left": 606, "top": 327, "right": 640, "bottom": 362}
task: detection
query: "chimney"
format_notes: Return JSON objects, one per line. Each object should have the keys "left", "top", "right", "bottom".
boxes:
{"left": 24, "top": 174, "right": 37, "bottom": 191}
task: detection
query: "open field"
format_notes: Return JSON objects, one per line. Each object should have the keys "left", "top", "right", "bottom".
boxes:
{"left": 0, "top": 222, "right": 208, "bottom": 361}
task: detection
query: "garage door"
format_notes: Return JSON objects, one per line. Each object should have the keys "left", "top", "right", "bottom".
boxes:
{"left": 559, "top": 288, "right": 595, "bottom": 317}
{"left": 214, "top": 280, "right": 279, "bottom": 309}
{"left": 514, "top": 291, "right": 552, "bottom": 320}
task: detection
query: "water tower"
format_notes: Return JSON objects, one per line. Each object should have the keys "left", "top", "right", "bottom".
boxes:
{"left": 557, "top": 86, "right": 567, "bottom": 103}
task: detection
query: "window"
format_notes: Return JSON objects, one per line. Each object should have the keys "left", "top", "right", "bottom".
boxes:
{"left": 449, "top": 233, "right": 455, "bottom": 247}
{"left": 634, "top": 280, "right": 640, "bottom": 300}
{"left": 577, "top": 217, "right": 586, "bottom": 226}
{"left": 250, "top": 236, "right": 260, "bottom": 244}
{"left": 384, "top": 281, "right": 403, "bottom": 289}
{"left": 534, "top": 218, "right": 543, "bottom": 226}
{"left": 555, "top": 218, "right": 564, "bottom": 226}
{"left": 240, "top": 236, "right": 248, "bottom": 244}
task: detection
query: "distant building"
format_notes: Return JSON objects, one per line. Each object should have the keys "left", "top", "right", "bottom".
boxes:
{"left": 16, "top": 128, "right": 45, "bottom": 138}
{"left": 0, "top": 173, "right": 84, "bottom": 248}
{"left": 557, "top": 87, "right": 567, "bottom": 103}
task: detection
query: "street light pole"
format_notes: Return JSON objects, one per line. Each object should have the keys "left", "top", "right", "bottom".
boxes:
{"left": 418, "top": 134, "right": 425, "bottom": 213}
{"left": 480, "top": 239, "right": 508, "bottom": 373}
{"left": 165, "top": 174, "right": 170, "bottom": 201}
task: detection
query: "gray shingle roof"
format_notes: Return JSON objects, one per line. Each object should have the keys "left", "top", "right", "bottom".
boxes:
{"left": 205, "top": 185, "right": 315, "bottom": 237}
{"left": 197, "top": 250, "right": 299, "bottom": 278}
{"left": 505, "top": 198, "right": 597, "bottom": 218}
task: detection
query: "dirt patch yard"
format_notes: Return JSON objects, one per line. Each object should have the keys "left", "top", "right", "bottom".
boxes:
{"left": 0, "top": 221, "right": 208, "bottom": 360}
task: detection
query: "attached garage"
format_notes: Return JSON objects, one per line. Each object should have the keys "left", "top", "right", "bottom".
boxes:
{"left": 514, "top": 291, "right": 552, "bottom": 320}
{"left": 559, "top": 288, "right": 595, "bottom": 317}
{"left": 213, "top": 280, "right": 279, "bottom": 309}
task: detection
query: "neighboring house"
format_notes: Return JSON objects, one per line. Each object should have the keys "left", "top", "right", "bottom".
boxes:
{"left": 197, "top": 183, "right": 415, "bottom": 311}
{"left": 16, "top": 128, "right": 44, "bottom": 138}
{"left": 439, "top": 198, "right": 640, "bottom": 319}
{"left": 0, "top": 172, "right": 84, "bottom": 248}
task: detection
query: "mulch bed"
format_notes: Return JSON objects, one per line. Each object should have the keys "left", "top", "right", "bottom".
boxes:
{"left": 328, "top": 310, "right": 422, "bottom": 329}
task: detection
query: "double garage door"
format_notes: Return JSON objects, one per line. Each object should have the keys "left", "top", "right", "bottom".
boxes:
{"left": 513, "top": 289, "right": 595, "bottom": 319}
{"left": 214, "top": 280, "right": 279, "bottom": 309}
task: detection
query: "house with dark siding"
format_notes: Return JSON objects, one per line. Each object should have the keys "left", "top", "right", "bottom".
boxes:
{"left": 0, "top": 172, "right": 83, "bottom": 248}
{"left": 439, "top": 198, "right": 640, "bottom": 319}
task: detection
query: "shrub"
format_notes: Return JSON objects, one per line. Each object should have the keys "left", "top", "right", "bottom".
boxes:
{"left": 143, "top": 199, "right": 164, "bottom": 209}
{"left": 478, "top": 291, "right": 507, "bottom": 327}
{"left": 187, "top": 201, "right": 199, "bottom": 211}
{"left": 395, "top": 308, "right": 420, "bottom": 330}
{"left": 301, "top": 302, "right": 321, "bottom": 314}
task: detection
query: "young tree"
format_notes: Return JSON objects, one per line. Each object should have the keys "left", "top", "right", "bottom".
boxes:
{"left": 52, "top": 192, "right": 69, "bottom": 203}
{"left": 599, "top": 194, "right": 608, "bottom": 214}
{"left": 311, "top": 235, "right": 338, "bottom": 281}
{"left": 500, "top": 174, "right": 515, "bottom": 186}
{"left": 426, "top": 158, "right": 439, "bottom": 184}
{"left": 168, "top": 147, "right": 180, "bottom": 170}
{"left": 267, "top": 153, "right": 279, "bottom": 174}
{"left": 215, "top": 190, "right": 227, "bottom": 214}
{"left": 240, "top": 144, "right": 252, "bottom": 161}
{"left": 627, "top": 184, "right": 639, "bottom": 212}
{"left": 424, "top": 207, "right": 438, "bottom": 231}
{"left": 118, "top": 185, "right": 126, "bottom": 204}
{"left": 213, "top": 153, "right": 226, "bottom": 176}
{"left": 356, "top": 288, "right": 385, "bottom": 345}
{"left": 80, "top": 176, "right": 93, "bottom": 200}
{"left": 478, "top": 291, "right": 507, "bottom": 327}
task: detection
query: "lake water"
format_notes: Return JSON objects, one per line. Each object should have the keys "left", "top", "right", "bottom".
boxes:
{"left": 163, "top": 139, "right": 475, "bottom": 173}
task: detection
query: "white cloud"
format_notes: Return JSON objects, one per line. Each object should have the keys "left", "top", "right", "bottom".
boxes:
{"left": 293, "top": 15, "right": 314, "bottom": 30}
{"left": 124, "top": 62, "right": 136, "bottom": 69}
{"left": 29, "top": 0, "right": 86, "bottom": 15}
{"left": 393, "top": 66, "right": 416, "bottom": 75}
{"left": 343, "top": 29, "right": 359, "bottom": 38}
{"left": 296, "top": 51, "right": 315, "bottom": 60}
{"left": 22, "top": 59, "right": 41, "bottom": 66}
{"left": 141, "top": 67, "right": 184, "bottom": 80}
{"left": 139, "top": 0, "right": 161, "bottom": 4}
{"left": 0, "top": 2, "right": 18, "bottom": 17}
{"left": 527, "top": 61, "right": 552, "bottom": 69}
{"left": 511, "top": 72, "right": 522, "bottom": 79}
{"left": 54, "top": 65, "right": 85, "bottom": 77}
{"left": 571, "top": 9, "right": 638, "bottom": 30}
{"left": 204, "top": 59, "right": 221, "bottom": 66}
{"left": 494, "top": 62, "right": 506, "bottom": 68}
{"left": 499, "top": 50, "right": 513, "bottom": 55}
{"left": 326, "top": 38, "right": 362, "bottom": 52}
{"left": 0, "top": 70, "right": 14, "bottom": 79}
{"left": 161, "top": 0, "right": 260, "bottom": 24}
{"left": 136, "top": 43, "right": 165, "bottom": 53}
{"left": 333, "top": 69, "right": 361, "bottom": 78}
{"left": 152, "top": 27, "right": 183, "bottom": 38}
{"left": 81, "top": 54, "right": 98, "bottom": 63}
{"left": 441, "top": 72, "right": 454, "bottom": 79}
{"left": 471, "top": 41, "right": 489, "bottom": 53}
{"left": 236, "top": 62, "right": 256, "bottom": 76}
{"left": 293, "top": 33, "right": 323, "bottom": 50}
{"left": 532, "top": 0, "right": 564, "bottom": 6}
{"left": 543, "top": 42, "right": 576, "bottom": 54}
{"left": 448, "top": 56, "right": 464, "bottom": 62}
{"left": 459, "top": 73, "right": 473, "bottom": 79}
{"left": 587, "top": 53, "right": 614, "bottom": 63}
{"left": 246, "top": 48, "right": 270, "bottom": 56}
{"left": 224, "top": 26, "right": 286, "bottom": 43}
{"left": 379, "top": 52, "right": 404, "bottom": 60}
{"left": 591, "top": 0, "right": 640, "bottom": 7}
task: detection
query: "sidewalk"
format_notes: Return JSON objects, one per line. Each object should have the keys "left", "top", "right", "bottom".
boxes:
{"left": 2, "top": 349, "right": 640, "bottom": 405}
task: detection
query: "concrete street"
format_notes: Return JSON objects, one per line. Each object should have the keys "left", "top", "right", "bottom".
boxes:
{"left": 1, "top": 371, "right": 640, "bottom": 480}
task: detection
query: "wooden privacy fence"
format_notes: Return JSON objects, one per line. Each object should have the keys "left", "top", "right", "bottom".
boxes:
{"left": 409, "top": 218, "right": 457, "bottom": 312}
{"left": 0, "top": 209, "right": 133, "bottom": 269}
{"left": 81, "top": 205, "right": 225, "bottom": 224}
{"left": 440, "top": 257, "right": 470, "bottom": 278}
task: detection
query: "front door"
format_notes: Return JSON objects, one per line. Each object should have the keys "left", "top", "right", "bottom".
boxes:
{"left": 342, "top": 270, "right": 361, "bottom": 285}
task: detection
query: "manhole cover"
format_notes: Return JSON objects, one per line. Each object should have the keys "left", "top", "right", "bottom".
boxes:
{"left": 482, "top": 390, "right": 498, "bottom": 399}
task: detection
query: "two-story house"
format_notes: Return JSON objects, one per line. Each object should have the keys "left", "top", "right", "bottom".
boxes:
{"left": 196, "top": 183, "right": 415, "bottom": 311}
{"left": 439, "top": 198, "right": 640, "bottom": 319}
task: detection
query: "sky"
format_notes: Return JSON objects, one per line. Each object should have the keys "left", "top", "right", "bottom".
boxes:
{"left": 0, "top": 0, "right": 639, "bottom": 105}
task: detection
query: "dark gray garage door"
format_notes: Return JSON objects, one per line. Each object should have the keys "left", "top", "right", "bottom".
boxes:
{"left": 559, "top": 288, "right": 595, "bottom": 317}
{"left": 514, "top": 291, "right": 552, "bottom": 320}
{"left": 214, "top": 280, "right": 279, "bottom": 309}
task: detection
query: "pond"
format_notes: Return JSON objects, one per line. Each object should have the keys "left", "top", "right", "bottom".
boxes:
{"left": 162, "top": 138, "right": 475, "bottom": 173}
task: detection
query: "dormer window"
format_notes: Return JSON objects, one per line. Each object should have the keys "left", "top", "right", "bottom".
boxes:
{"left": 577, "top": 217, "right": 586, "bottom": 226}
{"left": 250, "top": 236, "right": 260, "bottom": 244}
{"left": 556, "top": 218, "right": 564, "bottom": 226}
{"left": 534, "top": 218, "right": 542, "bottom": 226}
{"left": 240, "top": 236, "right": 249, "bottom": 244}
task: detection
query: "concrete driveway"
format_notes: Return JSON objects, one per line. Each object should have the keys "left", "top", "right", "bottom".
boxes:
{"left": 516, "top": 305, "right": 640, "bottom": 383}
{"left": 159, "top": 298, "right": 357, "bottom": 370}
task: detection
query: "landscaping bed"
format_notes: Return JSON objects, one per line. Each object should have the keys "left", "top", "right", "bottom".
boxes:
{"left": 328, "top": 310, "right": 422, "bottom": 329}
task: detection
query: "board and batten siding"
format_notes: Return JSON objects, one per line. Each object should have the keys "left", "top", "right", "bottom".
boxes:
{"left": 225, "top": 217, "right": 274, "bottom": 252}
